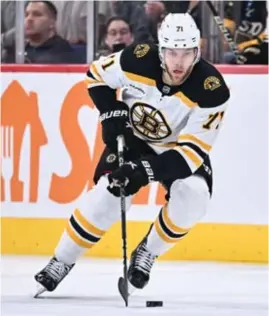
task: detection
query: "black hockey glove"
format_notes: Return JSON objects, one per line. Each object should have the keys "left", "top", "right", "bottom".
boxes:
{"left": 107, "top": 160, "right": 155, "bottom": 197}
{"left": 100, "top": 101, "right": 133, "bottom": 150}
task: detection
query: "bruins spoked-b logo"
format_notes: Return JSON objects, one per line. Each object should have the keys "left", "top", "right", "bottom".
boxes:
{"left": 130, "top": 102, "right": 171, "bottom": 141}
{"left": 133, "top": 44, "right": 150, "bottom": 58}
{"left": 204, "top": 76, "right": 221, "bottom": 91}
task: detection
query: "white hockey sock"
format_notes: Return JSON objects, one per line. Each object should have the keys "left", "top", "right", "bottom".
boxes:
{"left": 55, "top": 176, "right": 131, "bottom": 265}
{"left": 146, "top": 176, "right": 209, "bottom": 257}
{"left": 146, "top": 204, "right": 190, "bottom": 257}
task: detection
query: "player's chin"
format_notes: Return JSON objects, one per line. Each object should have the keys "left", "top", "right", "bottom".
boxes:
{"left": 171, "top": 72, "right": 185, "bottom": 83}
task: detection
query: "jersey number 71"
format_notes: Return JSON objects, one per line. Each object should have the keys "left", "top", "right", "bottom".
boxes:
{"left": 202, "top": 111, "right": 224, "bottom": 130}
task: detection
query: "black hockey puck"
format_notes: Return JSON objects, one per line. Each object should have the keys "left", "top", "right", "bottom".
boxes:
{"left": 146, "top": 301, "right": 163, "bottom": 307}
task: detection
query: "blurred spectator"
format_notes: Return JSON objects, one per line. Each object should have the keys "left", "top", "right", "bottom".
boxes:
{"left": 2, "top": 1, "right": 81, "bottom": 64}
{"left": 223, "top": 1, "right": 268, "bottom": 64}
{"left": 97, "top": 16, "right": 134, "bottom": 57}
{"left": 1, "top": 1, "right": 16, "bottom": 59}
{"left": 103, "top": 1, "right": 154, "bottom": 43}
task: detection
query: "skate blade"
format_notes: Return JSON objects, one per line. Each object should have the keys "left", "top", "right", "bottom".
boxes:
{"left": 33, "top": 284, "right": 47, "bottom": 298}
{"left": 118, "top": 277, "right": 137, "bottom": 306}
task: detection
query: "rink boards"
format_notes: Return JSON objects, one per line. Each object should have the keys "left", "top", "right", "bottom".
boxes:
{"left": 1, "top": 65, "right": 268, "bottom": 263}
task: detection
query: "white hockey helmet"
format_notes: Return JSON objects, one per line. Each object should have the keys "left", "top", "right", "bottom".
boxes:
{"left": 158, "top": 13, "right": 201, "bottom": 67}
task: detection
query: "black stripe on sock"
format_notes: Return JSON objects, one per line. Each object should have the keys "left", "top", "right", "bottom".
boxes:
{"left": 159, "top": 210, "right": 187, "bottom": 240}
{"left": 70, "top": 216, "right": 100, "bottom": 243}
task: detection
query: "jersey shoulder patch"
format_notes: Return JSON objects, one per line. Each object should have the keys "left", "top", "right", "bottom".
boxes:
{"left": 182, "top": 59, "right": 230, "bottom": 108}
{"left": 120, "top": 43, "right": 161, "bottom": 80}
{"left": 203, "top": 75, "right": 222, "bottom": 91}
{"left": 133, "top": 43, "right": 151, "bottom": 58}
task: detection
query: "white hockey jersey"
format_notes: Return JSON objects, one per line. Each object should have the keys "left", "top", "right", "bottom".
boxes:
{"left": 86, "top": 44, "right": 230, "bottom": 176}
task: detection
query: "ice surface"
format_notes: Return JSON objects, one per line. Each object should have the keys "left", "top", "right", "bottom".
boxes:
{"left": 1, "top": 255, "right": 268, "bottom": 316}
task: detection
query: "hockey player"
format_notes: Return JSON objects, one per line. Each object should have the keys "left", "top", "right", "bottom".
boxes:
{"left": 34, "top": 13, "right": 230, "bottom": 297}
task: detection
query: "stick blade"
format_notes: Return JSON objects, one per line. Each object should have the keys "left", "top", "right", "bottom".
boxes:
{"left": 118, "top": 277, "right": 128, "bottom": 307}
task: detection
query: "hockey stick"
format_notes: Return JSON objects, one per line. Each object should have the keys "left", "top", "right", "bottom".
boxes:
{"left": 116, "top": 135, "right": 129, "bottom": 307}
{"left": 206, "top": 1, "right": 246, "bottom": 64}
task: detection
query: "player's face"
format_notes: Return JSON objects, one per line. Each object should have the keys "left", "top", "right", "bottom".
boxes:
{"left": 163, "top": 48, "right": 197, "bottom": 84}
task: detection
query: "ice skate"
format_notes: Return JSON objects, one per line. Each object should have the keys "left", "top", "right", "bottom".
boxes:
{"left": 34, "top": 257, "right": 74, "bottom": 297}
{"left": 118, "top": 237, "right": 157, "bottom": 301}
{"left": 127, "top": 237, "right": 157, "bottom": 290}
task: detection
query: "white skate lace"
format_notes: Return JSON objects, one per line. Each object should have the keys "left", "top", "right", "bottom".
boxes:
{"left": 45, "top": 259, "right": 71, "bottom": 281}
{"left": 133, "top": 244, "right": 156, "bottom": 275}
